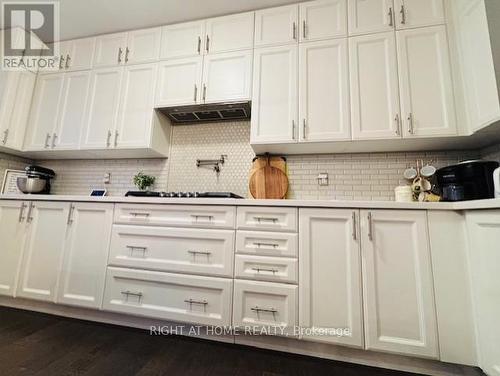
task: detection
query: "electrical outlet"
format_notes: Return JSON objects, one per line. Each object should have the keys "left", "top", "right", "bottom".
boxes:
{"left": 317, "top": 173, "right": 329, "bottom": 186}
{"left": 103, "top": 172, "right": 111, "bottom": 184}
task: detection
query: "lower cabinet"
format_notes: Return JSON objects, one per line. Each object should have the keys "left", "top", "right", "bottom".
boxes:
{"left": 57, "top": 203, "right": 114, "bottom": 308}
{"left": 103, "top": 267, "right": 233, "bottom": 326}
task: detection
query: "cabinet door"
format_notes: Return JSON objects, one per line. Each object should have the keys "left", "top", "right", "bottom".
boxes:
{"left": 251, "top": 46, "right": 298, "bottom": 143}
{"left": 348, "top": 0, "right": 395, "bottom": 36}
{"left": 160, "top": 21, "right": 205, "bottom": 60}
{"left": 93, "top": 32, "right": 128, "bottom": 68}
{"left": 17, "top": 202, "right": 70, "bottom": 302}
{"left": 202, "top": 50, "right": 253, "bottom": 103}
{"left": 126, "top": 27, "right": 161, "bottom": 64}
{"left": 361, "top": 210, "right": 438, "bottom": 358}
{"left": 394, "top": 0, "right": 444, "bottom": 29}
{"left": 300, "top": 0, "right": 347, "bottom": 42}
{"left": 155, "top": 57, "right": 203, "bottom": 107}
{"left": 255, "top": 4, "right": 298, "bottom": 47}
{"left": 58, "top": 203, "right": 113, "bottom": 309}
{"left": 64, "top": 37, "right": 96, "bottom": 71}
{"left": 0, "top": 201, "right": 28, "bottom": 297}
{"left": 25, "top": 73, "right": 64, "bottom": 150}
{"left": 54, "top": 70, "right": 91, "bottom": 149}
{"left": 205, "top": 12, "right": 254, "bottom": 54}
{"left": 299, "top": 39, "right": 350, "bottom": 142}
{"left": 397, "top": 26, "right": 457, "bottom": 137}
{"left": 299, "top": 209, "right": 363, "bottom": 347}
{"left": 115, "top": 63, "right": 157, "bottom": 148}
{"left": 0, "top": 71, "right": 18, "bottom": 140}
{"left": 82, "top": 67, "right": 123, "bottom": 149}
{"left": 350, "top": 32, "right": 401, "bottom": 140}
{"left": 466, "top": 211, "right": 500, "bottom": 376}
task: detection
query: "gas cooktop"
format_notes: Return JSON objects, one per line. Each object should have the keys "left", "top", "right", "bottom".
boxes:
{"left": 125, "top": 191, "right": 244, "bottom": 199}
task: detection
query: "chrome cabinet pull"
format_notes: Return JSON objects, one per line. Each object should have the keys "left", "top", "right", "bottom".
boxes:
{"left": 26, "top": 203, "right": 35, "bottom": 223}
{"left": 388, "top": 7, "right": 394, "bottom": 27}
{"left": 253, "top": 242, "right": 279, "bottom": 248}
{"left": 193, "top": 84, "right": 198, "bottom": 102}
{"left": 302, "top": 119, "right": 307, "bottom": 139}
{"left": 395, "top": 114, "right": 401, "bottom": 135}
{"left": 292, "top": 120, "right": 296, "bottom": 140}
{"left": 130, "top": 212, "right": 150, "bottom": 217}
{"left": 2, "top": 129, "right": 9, "bottom": 144}
{"left": 125, "top": 47, "right": 130, "bottom": 63}
{"left": 67, "top": 204, "right": 75, "bottom": 225}
{"left": 18, "top": 202, "right": 27, "bottom": 223}
{"left": 114, "top": 130, "right": 119, "bottom": 147}
{"left": 188, "top": 250, "right": 212, "bottom": 256}
{"left": 205, "top": 35, "right": 210, "bottom": 53}
{"left": 191, "top": 214, "right": 214, "bottom": 222}
{"left": 44, "top": 133, "right": 51, "bottom": 148}
{"left": 400, "top": 5, "right": 406, "bottom": 24}
{"left": 118, "top": 47, "right": 123, "bottom": 63}
{"left": 252, "top": 267, "right": 278, "bottom": 274}
{"left": 126, "top": 246, "right": 147, "bottom": 256}
{"left": 59, "top": 55, "right": 64, "bottom": 69}
{"left": 407, "top": 113, "right": 414, "bottom": 134}
{"left": 352, "top": 211, "right": 357, "bottom": 240}
{"left": 202, "top": 84, "right": 207, "bottom": 101}
{"left": 253, "top": 216, "right": 278, "bottom": 223}
{"left": 302, "top": 20, "right": 307, "bottom": 38}
{"left": 292, "top": 22, "right": 297, "bottom": 40}
{"left": 184, "top": 299, "right": 208, "bottom": 311}
{"left": 121, "top": 290, "right": 143, "bottom": 302}
{"left": 65, "top": 54, "right": 70, "bottom": 69}
{"left": 367, "top": 212, "right": 373, "bottom": 241}
{"left": 251, "top": 306, "right": 278, "bottom": 314}
{"left": 52, "top": 133, "right": 57, "bottom": 148}
{"left": 106, "top": 130, "right": 112, "bottom": 147}
{"left": 197, "top": 36, "right": 201, "bottom": 54}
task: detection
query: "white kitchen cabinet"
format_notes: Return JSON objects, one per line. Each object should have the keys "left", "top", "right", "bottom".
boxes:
{"left": 202, "top": 50, "right": 253, "bottom": 103}
{"left": 160, "top": 21, "right": 205, "bottom": 60}
{"left": 255, "top": 4, "right": 299, "bottom": 47}
{"left": 348, "top": 0, "right": 395, "bottom": 36}
{"left": 397, "top": 26, "right": 457, "bottom": 137}
{"left": 205, "top": 12, "right": 255, "bottom": 54}
{"left": 466, "top": 211, "right": 500, "bottom": 376}
{"left": 115, "top": 63, "right": 157, "bottom": 148}
{"left": 0, "top": 201, "right": 28, "bottom": 297}
{"left": 93, "top": 32, "right": 128, "bottom": 68}
{"left": 155, "top": 57, "right": 203, "bottom": 107}
{"left": 299, "top": 0, "right": 347, "bottom": 42}
{"left": 394, "top": 0, "right": 444, "bottom": 29}
{"left": 299, "top": 39, "right": 350, "bottom": 141}
{"left": 251, "top": 45, "right": 298, "bottom": 143}
{"left": 350, "top": 32, "right": 401, "bottom": 140}
{"left": 17, "top": 202, "right": 70, "bottom": 302}
{"left": 58, "top": 37, "right": 96, "bottom": 71}
{"left": 58, "top": 203, "right": 113, "bottom": 309}
{"left": 299, "top": 208, "right": 363, "bottom": 347}
{"left": 237, "top": 206, "right": 298, "bottom": 232}
{"left": 82, "top": 67, "right": 123, "bottom": 149}
{"left": 361, "top": 210, "right": 438, "bottom": 358}
{"left": 125, "top": 27, "right": 161, "bottom": 64}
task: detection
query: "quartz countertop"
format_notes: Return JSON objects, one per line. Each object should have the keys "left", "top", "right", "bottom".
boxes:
{"left": 1, "top": 194, "right": 500, "bottom": 211}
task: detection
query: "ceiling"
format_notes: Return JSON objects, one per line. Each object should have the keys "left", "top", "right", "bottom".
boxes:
{"left": 1, "top": 0, "right": 299, "bottom": 42}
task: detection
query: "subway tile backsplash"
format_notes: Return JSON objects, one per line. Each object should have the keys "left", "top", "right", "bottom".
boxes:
{"left": 1, "top": 121, "right": 497, "bottom": 200}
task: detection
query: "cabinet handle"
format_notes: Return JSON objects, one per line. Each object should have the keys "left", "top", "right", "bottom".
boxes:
{"left": 202, "top": 84, "right": 207, "bottom": 101}
{"left": 121, "top": 290, "right": 143, "bottom": 301}
{"left": 44, "top": 133, "right": 51, "bottom": 148}
{"left": 2, "top": 129, "right": 9, "bottom": 144}
{"left": 407, "top": 113, "right": 414, "bottom": 134}
{"left": 118, "top": 47, "right": 123, "bottom": 63}
{"left": 251, "top": 306, "right": 278, "bottom": 314}
{"left": 18, "top": 202, "right": 27, "bottom": 223}
{"left": 26, "top": 203, "right": 34, "bottom": 223}
{"left": 367, "top": 212, "right": 373, "bottom": 241}
{"left": 197, "top": 36, "right": 201, "bottom": 54}
{"left": 67, "top": 204, "right": 75, "bottom": 225}
{"left": 252, "top": 267, "right": 278, "bottom": 274}
{"left": 194, "top": 84, "right": 198, "bottom": 102}
{"left": 126, "top": 246, "right": 147, "bottom": 256}
{"left": 292, "top": 22, "right": 297, "bottom": 40}
{"left": 302, "top": 20, "right": 307, "bottom": 39}
{"left": 125, "top": 47, "right": 130, "bottom": 63}
{"left": 191, "top": 214, "right": 213, "bottom": 222}
{"left": 59, "top": 55, "right": 64, "bottom": 69}
{"left": 205, "top": 35, "right": 210, "bottom": 53}
{"left": 253, "top": 216, "right": 278, "bottom": 223}
{"left": 352, "top": 211, "right": 357, "bottom": 240}
{"left": 388, "top": 7, "right": 394, "bottom": 27}
{"left": 188, "top": 250, "right": 212, "bottom": 256}
{"left": 253, "top": 242, "right": 279, "bottom": 248}
{"left": 292, "top": 120, "right": 296, "bottom": 140}
{"left": 106, "top": 130, "right": 112, "bottom": 147}
{"left": 130, "top": 212, "right": 150, "bottom": 217}
{"left": 184, "top": 299, "right": 208, "bottom": 311}
{"left": 114, "top": 131, "right": 119, "bottom": 147}
{"left": 65, "top": 54, "right": 70, "bottom": 69}
{"left": 395, "top": 114, "right": 401, "bottom": 135}
{"left": 302, "top": 119, "right": 307, "bottom": 140}
{"left": 52, "top": 133, "right": 57, "bottom": 148}
{"left": 400, "top": 5, "right": 406, "bottom": 24}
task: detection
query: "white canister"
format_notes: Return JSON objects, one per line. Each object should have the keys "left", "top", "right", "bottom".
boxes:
{"left": 494, "top": 167, "right": 500, "bottom": 198}
{"left": 395, "top": 185, "right": 414, "bottom": 202}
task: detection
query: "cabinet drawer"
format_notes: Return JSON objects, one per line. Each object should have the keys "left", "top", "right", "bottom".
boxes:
{"left": 235, "top": 255, "right": 298, "bottom": 284}
{"left": 237, "top": 207, "right": 297, "bottom": 232}
{"left": 114, "top": 204, "right": 235, "bottom": 229}
{"left": 233, "top": 280, "right": 297, "bottom": 329}
{"left": 109, "top": 225, "right": 235, "bottom": 277}
{"left": 103, "top": 267, "right": 232, "bottom": 326}
{"left": 236, "top": 230, "right": 297, "bottom": 257}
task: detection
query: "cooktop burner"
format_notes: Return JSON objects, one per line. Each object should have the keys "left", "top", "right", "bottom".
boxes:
{"left": 125, "top": 191, "right": 244, "bottom": 199}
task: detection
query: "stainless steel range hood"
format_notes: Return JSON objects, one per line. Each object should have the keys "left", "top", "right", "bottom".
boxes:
{"left": 157, "top": 101, "right": 251, "bottom": 124}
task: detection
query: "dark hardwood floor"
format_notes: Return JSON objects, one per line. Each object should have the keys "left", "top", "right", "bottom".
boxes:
{"left": 0, "top": 307, "right": 423, "bottom": 376}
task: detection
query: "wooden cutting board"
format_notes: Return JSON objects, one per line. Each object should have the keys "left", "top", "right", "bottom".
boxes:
{"left": 249, "top": 155, "right": 288, "bottom": 199}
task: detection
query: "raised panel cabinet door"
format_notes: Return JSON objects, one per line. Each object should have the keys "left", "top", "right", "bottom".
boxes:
{"left": 394, "top": 0, "right": 444, "bottom": 29}
{"left": 348, "top": 0, "right": 395, "bottom": 36}
{"left": 397, "top": 26, "right": 457, "bottom": 137}
{"left": 58, "top": 203, "right": 113, "bottom": 309}
{"left": 299, "top": 0, "right": 347, "bottom": 42}
{"left": 64, "top": 37, "right": 96, "bottom": 71}
{"left": 361, "top": 210, "right": 438, "bottom": 358}
{"left": 155, "top": 57, "right": 203, "bottom": 107}
{"left": 349, "top": 32, "right": 401, "bottom": 140}
{"left": 93, "top": 32, "right": 128, "bottom": 68}
{"left": 17, "top": 202, "right": 70, "bottom": 302}
{"left": 205, "top": 12, "right": 255, "bottom": 54}
{"left": 115, "top": 63, "right": 157, "bottom": 148}
{"left": 0, "top": 201, "right": 28, "bottom": 297}
{"left": 299, "top": 209, "right": 363, "bottom": 347}
{"left": 466, "top": 211, "right": 500, "bottom": 376}
{"left": 160, "top": 21, "right": 205, "bottom": 60}
{"left": 299, "top": 39, "right": 350, "bottom": 142}
{"left": 54, "top": 70, "right": 91, "bottom": 149}
{"left": 251, "top": 45, "right": 298, "bottom": 143}
{"left": 125, "top": 27, "right": 161, "bottom": 64}
{"left": 0, "top": 71, "right": 19, "bottom": 140}
{"left": 254, "top": 4, "right": 299, "bottom": 47}
{"left": 25, "top": 73, "right": 65, "bottom": 151}
{"left": 82, "top": 67, "right": 123, "bottom": 149}
{"left": 202, "top": 50, "right": 253, "bottom": 104}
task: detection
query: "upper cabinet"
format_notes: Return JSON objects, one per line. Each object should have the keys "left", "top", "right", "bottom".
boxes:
{"left": 394, "top": 0, "right": 445, "bottom": 29}
{"left": 57, "top": 37, "right": 96, "bottom": 72}
{"left": 300, "top": 0, "right": 348, "bottom": 42}
{"left": 93, "top": 32, "right": 128, "bottom": 68}
{"left": 255, "top": 5, "right": 299, "bottom": 47}
{"left": 160, "top": 21, "right": 205, "bottom": 59}
{"left": 205, "top": 12, "right": 255, "bottom": 54}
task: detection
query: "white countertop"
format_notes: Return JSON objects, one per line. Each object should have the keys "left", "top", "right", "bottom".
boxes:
{"left": 1, "top": 194, "right": 500, "bottom": 211}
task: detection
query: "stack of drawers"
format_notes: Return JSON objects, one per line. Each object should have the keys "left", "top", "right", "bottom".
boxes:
{"left": 102, "top": 204, "right": 236, "bottom": 327}
{"left": 233, "top": 207, "right": 299, "bottom": 330}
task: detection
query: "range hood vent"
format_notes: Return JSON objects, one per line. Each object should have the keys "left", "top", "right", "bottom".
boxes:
{"left": 157, "top": 101, "right": 251, "bottom": 124}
